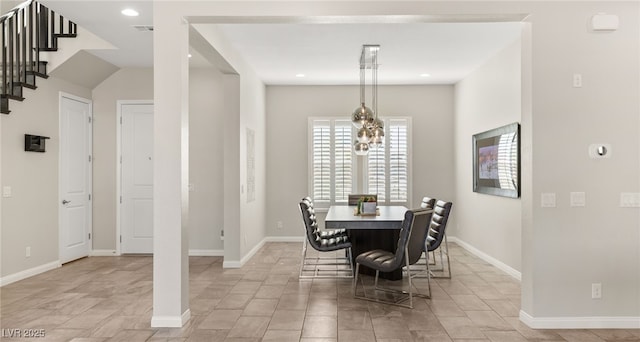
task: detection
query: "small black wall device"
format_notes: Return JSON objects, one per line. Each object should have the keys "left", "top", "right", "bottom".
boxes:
{"left": 24, "top": 134, "right": 50, "bottom": 152}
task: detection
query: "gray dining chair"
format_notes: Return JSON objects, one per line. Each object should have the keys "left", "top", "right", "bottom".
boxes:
{"left": 424, "top": 200, "right": 453, "bottom": 278}
{"left": 298, "top": 197, "right": 354, "bottom": 279}
{"left": 352, "top": 208, "right": 433, "bottom": 308}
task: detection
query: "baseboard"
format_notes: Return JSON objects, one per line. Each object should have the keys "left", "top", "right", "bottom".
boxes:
{"left": 189, "top": 249, "right": 223, "bottom": 256}
{"left": 263, "top": 236, "right": 304, "bottom": 242}
{"left": 222, "top": 260, "right": 241, "bottom": 268}
{"left": 223, "top": 237, "right": 302, "bottom": 268}
{"left": 151, "top": 309, "right": 191, "bottom": 328}
{"left": 0, "top": 260, "right": 61, "bottom": 287}
{"left": 520, "top": 310, "right": 640, "bottom": 329}
{"left": 90, "top": 249, "right": 117, "bottom": 256}
{"left": 223, "top": 236, "right": 272, "bottom": 269}
{"left": 448, "top": 236, "right": 521, "bottom": 281}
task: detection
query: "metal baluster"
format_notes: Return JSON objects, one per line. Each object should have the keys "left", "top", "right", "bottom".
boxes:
{"left": 21, "top": 6, "right": 27, "bottom": 86}
{"left": 28, "top": 3, "right": 33, "bottom": 74}
{"left": 50, "top": 10, "right": 55, "bottom": 49}
{"left": 8, "top": 16, "right": 14, "bottom": 96}
{"left": 2, "top": 23, "right": 6, "bottom": 98}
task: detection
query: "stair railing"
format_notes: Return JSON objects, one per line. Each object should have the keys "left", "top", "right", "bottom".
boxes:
{"left": 1, "top": 0, "right": 77, "bottom": 114}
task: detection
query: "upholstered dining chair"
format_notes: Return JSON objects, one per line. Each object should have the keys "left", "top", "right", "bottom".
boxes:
{"left": 424, "top": 200, "right": 453, "bottom": 278}
{"left": 298, "top": 197, "right": 354, "bottom": 279}
{"left": 352, "top": 208, "right": 433, "bottom": 308}
{"left": 421, "top": 196, "right": 436, "bottom": 210}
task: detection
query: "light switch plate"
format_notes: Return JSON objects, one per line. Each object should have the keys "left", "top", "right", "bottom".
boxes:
{"left": 2, "top": 186, "right": 11, "bottom": 198}
{"left": 541, "top": 193, "right": 556, "bottom": 208}
{"left": 570, "top": 192, "right": 586, "bottom": 207}
{"left": 620, "top": 193, "right": 640, "bottom": 207}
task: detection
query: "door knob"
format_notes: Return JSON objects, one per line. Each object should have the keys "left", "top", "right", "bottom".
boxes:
{"left": 62, "top": 199, "right": 71, "bottom": 205}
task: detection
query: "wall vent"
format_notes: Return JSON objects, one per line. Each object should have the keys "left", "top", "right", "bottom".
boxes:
{"left": 132, "top": 25, "right": 154, "bottom": 32}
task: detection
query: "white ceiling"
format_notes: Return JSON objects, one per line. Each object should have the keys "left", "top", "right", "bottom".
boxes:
{"left": 37, "top": 1, "right": 522, "bottom": 85}
{"left": 218, "top": 22, "right": 522, "bottom": 85}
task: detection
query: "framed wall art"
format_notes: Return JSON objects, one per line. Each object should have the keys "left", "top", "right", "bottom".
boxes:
{"left": 472, "top": 122, "right": 520, "bottom": 198}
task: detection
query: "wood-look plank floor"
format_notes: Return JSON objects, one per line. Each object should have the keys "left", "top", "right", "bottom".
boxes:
{"left": 1, "top": 242, "right": 639, "bottom": 341}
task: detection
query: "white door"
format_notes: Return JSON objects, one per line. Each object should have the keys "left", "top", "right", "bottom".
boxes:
{"left": 121, "top": 103, "right": 154, "bottom": 253}
{"left": 59, "top": 94, "right": 92, "bottom": 264}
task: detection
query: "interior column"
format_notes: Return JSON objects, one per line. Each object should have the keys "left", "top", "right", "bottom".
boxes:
{"left": 151, "top": 3, "right": 190, "bottom": 327}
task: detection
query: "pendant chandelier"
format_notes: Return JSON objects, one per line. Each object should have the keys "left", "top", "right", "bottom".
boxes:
{"left": 352, "top": 44, "right": 384, "bottom": 156}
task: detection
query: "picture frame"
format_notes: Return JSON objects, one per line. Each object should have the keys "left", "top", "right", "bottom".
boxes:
{"left": 472, "top": 122, "right": 520, "bottom": 198}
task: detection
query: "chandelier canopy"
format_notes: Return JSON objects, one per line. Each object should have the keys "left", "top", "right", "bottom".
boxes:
{"left": 351, "top": 45, "right": 384, "bottom": 156}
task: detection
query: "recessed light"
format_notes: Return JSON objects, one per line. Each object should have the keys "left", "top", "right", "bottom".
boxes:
{"left": 295, "top": 74, "right": 305, "bottom": 78}
{"left": 420, "top": 73, "right": 431, "bottom": 77}
{"left": 121, "top": 8, "right": 139, "bottom": 17}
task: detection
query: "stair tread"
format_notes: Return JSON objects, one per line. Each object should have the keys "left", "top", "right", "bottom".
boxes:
{"left": 1, "top": 94, "right": 25, "bottom": 101}
{"left": 15, "top": 82, "right": 37, "bottom": 90}
{"left": 54, "top": 33, "right": 77, "bottom": 38}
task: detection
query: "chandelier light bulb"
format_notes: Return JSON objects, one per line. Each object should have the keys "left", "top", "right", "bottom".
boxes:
{"left": 352, "top": 103, "right": 373, "bottom": 128}
{"left": 354, "top": 141, "right": 370, "bottom": 156}
{"left": 357, "top": 126, "right": 373, "bottom": 144}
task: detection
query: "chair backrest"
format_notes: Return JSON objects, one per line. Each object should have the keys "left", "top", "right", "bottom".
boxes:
{"left": 299, "top": 198, "right": 320, "bottom": 249}
{"left": 391, "top": 208, "right": 433, "bottom": 269}
{"left": 425, "top": 200, "right": 453, "bottom": 252}
{"left": 348, "top": 194, "right": 378, "bottom": 205}
{"left": 421, "top": 196, "right": 436, "bottom": 210}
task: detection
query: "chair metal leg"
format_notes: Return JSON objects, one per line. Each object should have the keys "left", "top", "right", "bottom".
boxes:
{"left": 298, "top": 238, "right": 308, "bottom": 279}
{"left": 429, "top": 234, "right": 451, "bottom": 279}
{"left": 352, "top": 263, "right": 360, "bottom": 294}
{"left": 299, "top": 242, "right": 354, "bottom": 279}
{"left": 354, "top": 252, "right": 431, "bottom": 309}
{"left": 405, "top": 250, "right": 413, "bottom": 308}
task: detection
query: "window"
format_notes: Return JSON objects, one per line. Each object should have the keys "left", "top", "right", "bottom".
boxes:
{"left": 309, "top": 118, "right": 354, "bottom": 207}
{"left": 367, "top": 118, "right": 410, "bottom": 204}
{"left": 309, "top": 117, "right": 410, "bottom": 207}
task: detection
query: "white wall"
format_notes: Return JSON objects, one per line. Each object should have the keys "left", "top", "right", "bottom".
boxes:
{"left": 192, "top": 24, "right": 267, "bottom": 264}
{"left": 92, "top": 68, "right": 154, "bottom": 251}
{"left": 266, "top": 85, "right": 455, "bottom": 237}
{"left": 1, "top": 76, "right": 91, "bottom": 278}
{"left": 454, "top": 39, "right": 522, "bottom": 273}
{"left": 523, "top": 2, "right": 640, "bottom": 322}
{"left": 189, "top": 67, "right": 225, "bottom": 252}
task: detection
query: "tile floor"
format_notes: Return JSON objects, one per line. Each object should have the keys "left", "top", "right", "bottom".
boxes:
{"left": 1, "top": 242, "right": 639, "bottom": 341}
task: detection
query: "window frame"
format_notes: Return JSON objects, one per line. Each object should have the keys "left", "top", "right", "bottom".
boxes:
{"left": 308, "top": 116, "right": 411, "bottom": 208}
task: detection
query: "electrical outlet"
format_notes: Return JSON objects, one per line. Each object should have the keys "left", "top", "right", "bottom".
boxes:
{"left": 276, "top": 221, "right": 283, "bottom": 230}
{"left": 592, "top": 283, "right": 602, "bottom": 299}
{"left": 573, "top": 73, "right": 582, "bottom": 88}
{"left": 26, "top": 246, "right": 31, "bottom": 258}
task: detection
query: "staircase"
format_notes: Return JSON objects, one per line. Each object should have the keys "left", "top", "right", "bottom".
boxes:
{"left": 1, "top": 0, "right": 77, "bottom": 114}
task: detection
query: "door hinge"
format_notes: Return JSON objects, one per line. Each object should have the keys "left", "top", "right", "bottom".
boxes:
{"left": 120, "top": 196, "right": 122, "bottom": 204}
{"left": 88, "top": 194, "right": 91, "bottom": 201}
{"left": 120, "top": 235, "right": 122, "bottom": 243}
{"left": 120, "top": 156, "right": 122, "bottom": 164}
{"left": 120, "top": 117, "right": 122, "bottom": 124}
{"left": 88, "top": 233, "right": 91, "bottom": 240}
{"left": 88, "top": 155, "right": 92, "bottom": 162}
{"left": 88, "top": 116, "right": 92, "bottom": 123}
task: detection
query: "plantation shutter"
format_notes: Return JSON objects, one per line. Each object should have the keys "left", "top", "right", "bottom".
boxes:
{"left": 389, "top": 119, "right": 408, "bottom": 202}
{"left": 312, "top": 120, "right": 331, "bottom": 201}
{"left": 367, "top": 142, "right": 386, "bottom": 202}
{"left": 334, "top": 120, "right": 353, "bottom": 203}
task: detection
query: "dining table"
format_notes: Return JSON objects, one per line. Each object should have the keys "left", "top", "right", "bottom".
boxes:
{"left": 325, "top": 205, "right": 408, "bottom": 280}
